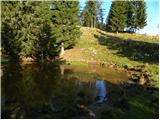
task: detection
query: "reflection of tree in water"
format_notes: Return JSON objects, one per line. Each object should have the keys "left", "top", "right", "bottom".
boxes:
{"left": 62, "top": 71, "right": 99, "bottom": 105}
{"left": 2, "top": 63, "right": 24, "bottom": 118}
{"left": 1, "top": 63, "right": 98, "bottom": 118}
{"left": 2, "top": 63, "right": 61, "bottom": 118}
{"left": 63, "top": 71, "right": 97, "bottom": 85}
{"left": 2, "top": 63, "right": 158, "bottom": 118}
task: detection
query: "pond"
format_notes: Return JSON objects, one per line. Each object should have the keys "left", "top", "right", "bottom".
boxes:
{"left": 2, "top": 62, "right": 155, "bottom": 118}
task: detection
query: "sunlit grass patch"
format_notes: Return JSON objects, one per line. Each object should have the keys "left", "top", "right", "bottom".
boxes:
{"left": 73, "top": 27, "right": 159, "bottom": 87}
{"left": 65, "top": 61, "right": 88, "bottom": 65}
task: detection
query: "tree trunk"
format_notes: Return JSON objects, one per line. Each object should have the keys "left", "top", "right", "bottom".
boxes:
{"left": 93, "top": 16, "right": 96, "bottom": 28}
{"left": 92, "top": 17, "right": 94, "bottom": 28}
{"left": 90, "top": 18, "right": 92, "bottom": 28}
{"left": 116, "top": 27, "right": 118, "bottom": 34}
{"left": 60, "top": 42, "right": 64, "bottom": 56}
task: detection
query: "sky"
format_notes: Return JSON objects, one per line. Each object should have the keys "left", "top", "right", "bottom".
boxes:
{"left": 79, "top": 0, "right": 159, "bottom": 35}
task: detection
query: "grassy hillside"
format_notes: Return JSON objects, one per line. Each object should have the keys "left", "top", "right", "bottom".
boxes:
{"left": 63, "top": 27, "right": 159, "bottom": 87}
{"left": 75, "top": 27, "right": 158, "bottom": 64}
{"left": 62, "top": 27, "right": 159, "bottom": 118}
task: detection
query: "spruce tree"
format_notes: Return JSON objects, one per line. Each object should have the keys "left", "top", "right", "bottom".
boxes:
{"left": 127, "top": 1, "right": 139, "bottom": 32}
{"left": 126, "top": 1, "right": 147, "bottom": 33}
{"left": 81, "top": 0, "right": 101, "bottom": 28}
{"left": 1, "top": 1, "right": 22, "bottom": 60}
{"left": 2, "top": 1, "right": 54, "bottom": 60}
{"left": 18, "top": 2, "right": 41, "bottom": 58}
{"left": 34, "top": 1, "right": 56, "bottom": 60}
{"left": 106, "top": 1, "right": 147, "bottom": 33}
{"left": 50, "top": 1, "right": 80, "bottom": 55}
{"left": 81, "top": 8, "right": 92, "bottom": 27}
{"left": 106, "top": 1, "right": 127, "bottom": 33}
{"left": 2, "top": 1, "right": 80, "bottom": 60}
{"left": 137, "top": 1, "right": 147, "bottom": 29}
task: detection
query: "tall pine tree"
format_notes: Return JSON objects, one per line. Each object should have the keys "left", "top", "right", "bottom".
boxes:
{"left": 96, "top": 1, "right": 106, "bottom": 31}
{"left": 50, "top": 1, "right": 80, "bottom": 55}
{"left": 136, "top": 1, "right": 147, "bottom": 30}
{"left": 106, "top": 1, "right": 127, "bottom": 33}
{"left": 2, "top": 1, "right": 80, "bottom": 60}
{"left": 126, "top": 0, "right": 147, "bottom": 33}
{"left": 2, "top": 1, "right": 23, "bottom": 60}
{"left": 106, "top": 0, "right": 147, "bottom": 33}
{"left": 81, "top": 0, "right": 101, "bottom": 28}
{"left": 81, "top": 8, "right": 92, "bottom": 27}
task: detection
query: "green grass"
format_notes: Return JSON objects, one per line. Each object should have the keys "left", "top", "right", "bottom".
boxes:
{"left": 65, "top": 61, "right": 88, "bottom": 65}
{"left": 73, "top": 27, "right": 159, "bottom": 118}
{"left": 74, "top": 27, "right": 158, "bottom": 87}
{"left": 100, "top": 83, "right": 158, "bottom": 119}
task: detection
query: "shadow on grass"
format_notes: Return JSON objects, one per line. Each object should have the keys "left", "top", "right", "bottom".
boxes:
{"left": 94, "top": 31, "right": 159, "bottom": 64}
{"left": 102, "top": 83, "right": 159, "bottom": 119}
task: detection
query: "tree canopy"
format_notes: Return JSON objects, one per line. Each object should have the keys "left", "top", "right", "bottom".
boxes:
{"left": 1, "top": 1, "right": 80, "bottom": 61}
{"left": 81, "top": 0, "right": 101, "bottom": 28}
{"left": 106, "top": 0, "right": 147, "bottom": 33}
{"left": 106, "top": 1, "right": 127, "bottom": 33}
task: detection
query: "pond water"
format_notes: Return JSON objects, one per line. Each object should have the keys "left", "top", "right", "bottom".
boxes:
{"left": 1, "top": 63, "right": 128, "bottom": 119}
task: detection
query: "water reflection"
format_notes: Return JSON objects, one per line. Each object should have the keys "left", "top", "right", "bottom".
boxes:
{"left": 60, "top": 64, "right": 128, "bottom": 84}
{"left": 95, "top": 79, "right": 108, "bottom": 103}
{"left": 1, "top": 63, "right": 128, "bottom": 118}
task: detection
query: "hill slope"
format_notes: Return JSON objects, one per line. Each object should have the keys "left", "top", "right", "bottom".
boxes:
{"left": 61, "top": 27, "right": 158, "bottom": 86}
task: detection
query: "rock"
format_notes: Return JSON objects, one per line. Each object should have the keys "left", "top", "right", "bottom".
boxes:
{"left": 130, "top": 78, "right": 138, "bottom": 83}
{"left": 128, "top": 71, "right": 133, "bottom": 74}
{"left": 139, "top": 76, "right": 145, "bottom": 85}
{"left": 89, "top": 111, "right": 96, "bottom": 118}
{"left": 77, "top": 104, "right": 96, "bottom": 118}
{"left": 21, "top": 57, "right": 34, "bottom": 64}
{"left": 127, "top": 80, "right": 136, "bottom": 84}
{"left": 124, "top": 65, "right": 128, "bottom": 69}
{"left": 108, "top": 64, "right": 114, "bottom": 68}
{"left": 129, "top": 67, "right": 142, "bottom": 72}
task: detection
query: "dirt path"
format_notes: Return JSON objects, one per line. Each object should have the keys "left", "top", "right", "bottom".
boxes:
{"left": 60, "top": 48, "right": 85, "bottom": 62}
{"left": 60, "top": 48, "right": 98, "bottom": 64}
{"left": 60, "top": 48, "right": 104, "bottom": 65}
